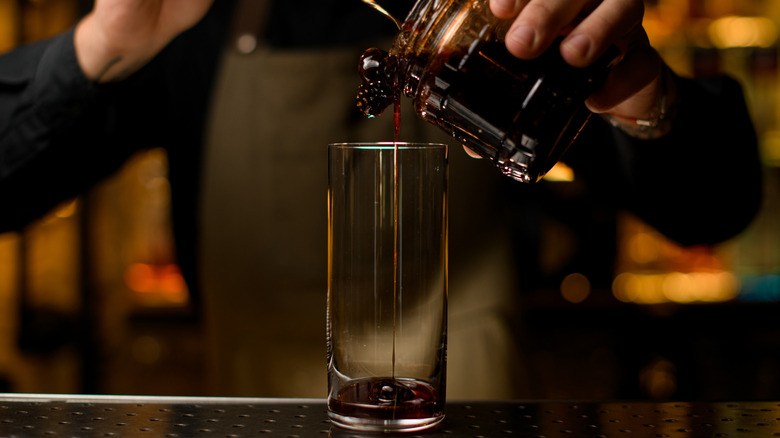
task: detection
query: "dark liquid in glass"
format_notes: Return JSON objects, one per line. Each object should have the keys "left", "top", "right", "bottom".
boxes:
{"left": 329, "top": 377, "right": 443, "bottom": 421}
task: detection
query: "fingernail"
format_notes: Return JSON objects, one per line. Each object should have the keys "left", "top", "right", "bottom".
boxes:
{"left": 563, "top": 33, "right": 591, "bottom": 61}
{"left": 508, "top": 25, "right": 536, "bottom": 51}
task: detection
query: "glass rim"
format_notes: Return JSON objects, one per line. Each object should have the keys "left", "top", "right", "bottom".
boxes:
{"left": 328, "top": 142, "right": 447, "bottom": 150}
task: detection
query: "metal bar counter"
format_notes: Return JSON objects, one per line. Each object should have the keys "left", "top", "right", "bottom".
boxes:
{"left": 0, "top": 394, "right": 779, "bottom": 437}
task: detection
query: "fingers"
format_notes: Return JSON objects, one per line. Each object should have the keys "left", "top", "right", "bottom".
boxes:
{"left": 560, "top": 0, "right": 645, "bottom": 67}
{"left": 498, "top": 0, "right": 593, "bottom": 59}
{"left": 490, "top": 0, "right": 526, "bottom": 20}
{"left": 489, "top": 0, "right": 667, "bottom": 127}
{"left": 490, "top": 0, "right": 645, "bottom": 67}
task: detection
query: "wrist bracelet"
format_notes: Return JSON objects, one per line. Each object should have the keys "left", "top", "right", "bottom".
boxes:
{"left": 603, "top": 65, "right": 678, "bottom": 140}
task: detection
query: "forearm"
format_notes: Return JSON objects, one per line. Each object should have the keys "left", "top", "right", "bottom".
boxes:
{"left": 0, "top": 1, "right": 227, "bottom": 232}
{"left": 567, "top": 72, "right": 762, "bottom": 247}
{"left": 611, "top": 74, "right": 762, "bottom": 246}
{"left": 0, "top": 28, "right": 98, "bottom": 180}
{"left": 0, "top": 27, "right": 162, "bottom": 232}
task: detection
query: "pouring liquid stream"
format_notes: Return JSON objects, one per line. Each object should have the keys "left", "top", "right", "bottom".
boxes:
{"left": 392, "top": 97, "right": 401, "bottom": 375}
{"left": 329, "top": 3, "right": 445, "bottom": 423}
{"left": 354, "top": 0, "right": 444, "bottom": 420}
{"left": 361, "top": 0, "right": 402, "bottom": 29}
{"left": 388, "top": 74, "right": 402, "bottom": 420}
{"left": 361, "top": 0, "right": 402, "bottom": 411}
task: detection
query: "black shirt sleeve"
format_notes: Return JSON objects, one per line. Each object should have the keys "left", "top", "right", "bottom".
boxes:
{"left": 567, "top": 73, "right": 763, "bottom": 246}
{"left": 0, "top": 28, "right": 110, "bottom": 230}
{"left": 0, "top": 0, "right": 232, "bottom": 233}
{"left": 0, "top": 28, "right": 98, "bottom": 180}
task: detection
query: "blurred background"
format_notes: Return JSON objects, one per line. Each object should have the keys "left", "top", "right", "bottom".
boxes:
{"left": 1, "top": 0, "right": 780, "bottom": 400}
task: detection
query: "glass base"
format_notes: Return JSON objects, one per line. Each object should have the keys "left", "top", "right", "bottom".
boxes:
{"left": 328, "top": 411, "right": 444, "bottom": 433}
{"left": 327, "top": 377, "right": 444, "bottom": 432}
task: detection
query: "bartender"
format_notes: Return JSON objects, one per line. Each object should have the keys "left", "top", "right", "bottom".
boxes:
{"left": 0, "top": 0, "right": 762, "bottom": 399}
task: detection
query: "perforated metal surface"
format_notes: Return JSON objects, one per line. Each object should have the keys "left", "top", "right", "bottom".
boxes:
{"left": 0, "top": 395, "right": 779, "bottom": 437}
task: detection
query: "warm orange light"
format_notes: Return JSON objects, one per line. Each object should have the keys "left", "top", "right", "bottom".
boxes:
{"left": 612, "top": 270, "right": 739, "bottom": 305}
{"left": 158, "top": 264, "right": 186, "bottom": 295}
{"left": 709, "top": 16, "right": 778, "bottom": 48}
{"left": 560, "top": 273, "right": 591, "bottom": 303}
{"left": 124, "top": 263, "right": 188, "bottom": 305}
{"left": 125, "top": 263, "right": 156, "bottom": 293}
{"left": 542, "top": 162, "right": 575, "bottom": 182}
{"left": 54, "top": 199, "right": 78, "bottom": 219}
{"left": 628, "top": 231, "right": 661, "bottom": 265}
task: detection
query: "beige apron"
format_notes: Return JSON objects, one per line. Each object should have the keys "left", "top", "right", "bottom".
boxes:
{"left": 199, "top": 28, "right": 528, "bottom": 399}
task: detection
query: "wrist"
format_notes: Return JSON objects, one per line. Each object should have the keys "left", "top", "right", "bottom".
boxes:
{"left": 73, "top": 14, "right": 150, "bottom": 83}
{"left": 74, "top": 14, "right": 115, "bottom": 82}
{"left": 602, "top": 64, "right": 679, "bottom": 140}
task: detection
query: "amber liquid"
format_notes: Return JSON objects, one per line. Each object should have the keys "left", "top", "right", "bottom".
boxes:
{"left": 329, "top": 377, "right": 443, "bottom": 421}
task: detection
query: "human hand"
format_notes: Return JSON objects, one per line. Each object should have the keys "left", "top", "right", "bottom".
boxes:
{"left": 74, "top": 0, "right": 214, "bottom": 82}
{"left": 490, "top": 0, "right": 672, "bottom": 131}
